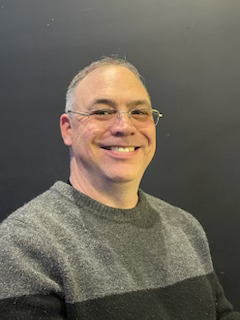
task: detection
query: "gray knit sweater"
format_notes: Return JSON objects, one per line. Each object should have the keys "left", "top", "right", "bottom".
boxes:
{"left": 0, "top": 181, "right": 239, "bottom": 319}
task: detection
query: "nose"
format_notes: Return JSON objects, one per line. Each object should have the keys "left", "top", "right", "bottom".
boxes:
{"left": 110, "top": 111, "right": 136, "bottom": 135}
{"left": 116, "top": 111, "right": 132, "bottom": 124}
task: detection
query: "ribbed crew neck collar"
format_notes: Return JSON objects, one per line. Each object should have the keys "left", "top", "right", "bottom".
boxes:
{"left": 51, "top": 181, "right": 154, "bottom": 224}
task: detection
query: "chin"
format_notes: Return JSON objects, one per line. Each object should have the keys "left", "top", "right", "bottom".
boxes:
{"left": 104, "top": 170, "right": 143, "bottom": 185}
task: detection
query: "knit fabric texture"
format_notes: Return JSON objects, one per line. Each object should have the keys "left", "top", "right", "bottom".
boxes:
{"left": 0, "top": 181, "right": 239, "bottom": 319}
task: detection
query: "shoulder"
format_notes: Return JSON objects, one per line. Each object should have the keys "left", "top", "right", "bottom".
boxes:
{"left": 141, "top": 190, "right": 213, "bottom": 273}
{"left": 0, "top": 181, "right": 77, "bottom": 265}
{"left": 0, "top": 184, "right": 66, "bottom": 300}
{"left": 141, "top": 190, "right": 209, "bottom": 243}
{"left": 0, "top": 181, "right": 72, "bottom": 236}
{"left": 142, "top": 190, "right": 199, "bottom": 221}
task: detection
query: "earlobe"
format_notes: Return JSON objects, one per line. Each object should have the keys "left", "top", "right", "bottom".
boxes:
{"left": 60, "top": 114, "right": 72, "bottom": 146}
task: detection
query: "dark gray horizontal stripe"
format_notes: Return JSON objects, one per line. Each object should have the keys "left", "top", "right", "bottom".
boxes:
{"left": 0, "top": 293, "right": 66, "bottom": 320}
{"left": 1, "top": 274, "right": 238, "bottom": 320}
{"left": 67, "top": 274, "right": 218, "bottom": 320}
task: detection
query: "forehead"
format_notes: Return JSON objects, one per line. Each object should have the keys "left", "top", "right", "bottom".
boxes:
{"left": 75, "top": 65, "right": 151, "bottom": 107}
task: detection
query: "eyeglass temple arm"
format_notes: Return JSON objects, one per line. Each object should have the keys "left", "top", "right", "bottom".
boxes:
{"left": 152, "top": 109, "right": 163, "bottom": 118}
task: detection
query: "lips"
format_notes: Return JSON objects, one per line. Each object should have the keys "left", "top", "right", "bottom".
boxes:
{"left": 100, "top": 146, "right": 140, "bottom": 152}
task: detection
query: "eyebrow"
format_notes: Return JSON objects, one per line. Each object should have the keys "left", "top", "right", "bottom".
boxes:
{"left": 127, "top": 99, "right": 151, "bottom": 108}
{"left": 91, "top": 99, "right": 116, "bottom": 108}
{"left": 90, "top": 98, "right": 151, "bottom": 109}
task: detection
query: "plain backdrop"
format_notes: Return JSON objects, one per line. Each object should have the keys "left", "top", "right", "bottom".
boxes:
{"left": 0, "top": 0, "right": 240, "bottom": 310}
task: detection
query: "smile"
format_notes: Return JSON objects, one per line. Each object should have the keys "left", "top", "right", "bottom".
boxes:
{"left": 110, "top": 147, "right": 135, "bottom": 152}
{"left": 101, "top": 146, "right": 139, "bottom": 152}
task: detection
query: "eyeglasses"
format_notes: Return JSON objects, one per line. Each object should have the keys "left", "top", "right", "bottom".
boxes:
{"left": 67, "top": 108, "right": 163, "bottom": 127}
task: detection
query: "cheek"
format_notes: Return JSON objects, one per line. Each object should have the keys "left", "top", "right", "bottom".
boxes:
{"left": 145, "top": 128, "right": 156, "bottom": 162}
{"left": 72, "top": 125, "right": 106, "bottom": 151}
{"left": 142, "top": 127, "right": 156, "bottom": 148}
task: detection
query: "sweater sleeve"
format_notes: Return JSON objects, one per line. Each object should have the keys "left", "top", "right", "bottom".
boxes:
{"left": 214, "top": 273, "right": 240, "bottom": 319}
{"left": 0, "top": 218, "right": 67, "bottom": 319}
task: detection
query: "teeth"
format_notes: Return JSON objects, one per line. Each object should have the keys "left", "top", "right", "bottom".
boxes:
{"left": 111, "top": 147, "right": 135, "bottom": 152}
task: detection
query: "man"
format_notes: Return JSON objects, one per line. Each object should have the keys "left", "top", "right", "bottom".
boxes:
{"left": 0, "top": 57, "right": 239, "bottom": 319}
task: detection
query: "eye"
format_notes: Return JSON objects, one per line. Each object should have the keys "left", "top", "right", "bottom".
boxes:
{"left": 131, "top": 108, "right": 150, "bottom": 116}
{"left": 90, "top": 109, "right": 116, "bottom": 116}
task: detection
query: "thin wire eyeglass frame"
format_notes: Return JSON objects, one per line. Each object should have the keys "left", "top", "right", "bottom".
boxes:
{"left": 67, "top": 109, "right": 163, "bottom": 126}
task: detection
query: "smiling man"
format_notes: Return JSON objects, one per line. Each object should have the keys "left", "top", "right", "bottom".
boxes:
{"left": 60, "top": 62, "right": 156, "bottom": 208}
{"left": 0, "top": 57, "right": 239, "bottom": 319}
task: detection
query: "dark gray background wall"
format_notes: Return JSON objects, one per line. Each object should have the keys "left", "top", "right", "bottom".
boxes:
{"left": 1, "top": 0, "right": 240, "bottom": 310}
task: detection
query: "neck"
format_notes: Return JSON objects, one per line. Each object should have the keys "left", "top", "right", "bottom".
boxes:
{"left": 69, "top": 160, "right": 139, "bottom": 209}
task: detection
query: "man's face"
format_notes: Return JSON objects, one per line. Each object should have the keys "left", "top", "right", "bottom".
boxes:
{"left": 63, "top": 65, "right": 156, "bottom": 187}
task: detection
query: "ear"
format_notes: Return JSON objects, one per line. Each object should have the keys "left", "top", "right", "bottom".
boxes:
{"left": 60, "top": 113, "right": 73, "bottom": 146}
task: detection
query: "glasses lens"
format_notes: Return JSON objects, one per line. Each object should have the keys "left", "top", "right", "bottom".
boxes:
{"left": 90, "top": 109, "right": 116, "bottom": 121}
{"left": 151, "top": 112, "right": 159, "bottom": 126}
{"left": 89, "top": 109, "right": 161, "bottom": 127}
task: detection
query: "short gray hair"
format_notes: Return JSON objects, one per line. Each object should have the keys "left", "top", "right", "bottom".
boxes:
{"left": 65, "top": 56, "right": 145, "bottom": 112}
